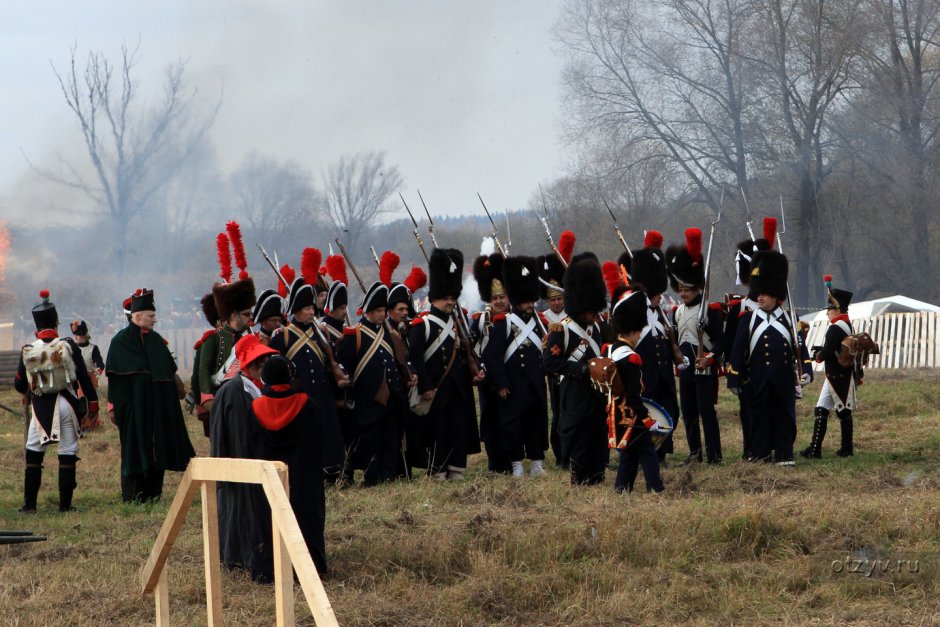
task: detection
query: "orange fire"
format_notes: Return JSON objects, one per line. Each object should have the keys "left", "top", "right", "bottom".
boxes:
{"left": 0, "top": 220, "right": 8, "bottom": 283}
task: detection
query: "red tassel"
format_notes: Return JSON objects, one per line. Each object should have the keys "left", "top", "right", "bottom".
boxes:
{"left": 301, "top": 248, "right": 322, "bottom": 285}
{"left": 823, "top": 274, "right": 833, "bottom": 282}
{"left": 685, "top": 227, "right": 703, "bottom": 262}
{"left": 216, "top": 233, "right": 232, "bottom": 283}
{"left": 403, "top": 266, "right": 427, "bottom": 292}
{"left": 226, "top": 221, "right": 248, "bottom": 276}
{"left": 278, "top": 264, "right": 296, "bottom": 298}
{"left": 379, "top": 250, "right": 400, "bottom": 286}
{"left": 763, "top": 217, "right": 777, "bottom": 248}
{"left": 644, "top": 230, "right": 663, "bottom": 249}
{"left": 325, "top": 255, "right": 348, "bottom": 286}
{"left": 39, "top": 289, "right": 50, "bottom": 300}
{"left": 558, "top": 230, "right": 576, "bottom": 263}
{"left": 602, "top": 261, "right": 623, "bottom": 300}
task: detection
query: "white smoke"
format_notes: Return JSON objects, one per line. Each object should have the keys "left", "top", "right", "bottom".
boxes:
{"left": 480, "top": 236, "right": 496, "bottom": 256}
{"left": 458, "top": 236, "right": 490, "bottom": 312}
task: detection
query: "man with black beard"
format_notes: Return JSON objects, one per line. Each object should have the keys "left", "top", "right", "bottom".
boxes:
{"left": 482, "top": 256, "right": 549, "bottom": 477}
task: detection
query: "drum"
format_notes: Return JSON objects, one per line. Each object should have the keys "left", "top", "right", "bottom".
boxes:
{"left": 642, "top": 397, "right": 674, "bottom": 451}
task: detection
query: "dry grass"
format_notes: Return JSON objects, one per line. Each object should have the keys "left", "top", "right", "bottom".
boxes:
{"left": 1, "top": 370, "right": 939, "bottom": 625}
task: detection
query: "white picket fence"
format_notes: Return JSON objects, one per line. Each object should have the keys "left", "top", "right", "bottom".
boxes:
{"left": 804, "top": 312, "right": 940, "bottom": 370}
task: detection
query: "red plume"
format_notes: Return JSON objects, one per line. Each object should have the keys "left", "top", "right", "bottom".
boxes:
{"left": 685, "top": 227, "right": 703, "bottom": 263}
{"left": 644, "top": 230, "right": 663, "bottom": 249}
{"left": 379, "top": 250, "right": 400, "bottom": 286}
{"left": 558, "top": 230, "right": 576, "bottom": 263}
{"left": 319, "top": 266, "right": 327, "bottom": 276}
{"left": 602, "top": 261, "right": 623, "bottom": 300}
{"left": 39, "top": 289, "right": 50, "bottom": 300}
{"left": 763, "top": 217, "right": 777, "bottom": 249}
{"left": 278, "top": 264, "right": 296, "bottom": 298}
{"left": 301, "top": 248, "right": 322, "bottom": 285}
{"left": 225, "top": 221, "right": 249, "bottom": 280}
{"left": 823, "top": 274, "right": 833, "bottom": 283}
{"left": 403, "top": 266, "right": 427, "bottom": 293}
{"left": 216, "top": 232, "right": 232, "bottom": 283}
{"left": 325, "top": 255, "right": 348, "bottom": 286}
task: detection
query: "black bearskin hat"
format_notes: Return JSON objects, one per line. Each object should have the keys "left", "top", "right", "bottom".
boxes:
{"left": 630, "top": 248, "right": 668, "bottom": 296}
{"left": 253, "top": 289, "right": 283, "bottom": 322}
{"left": 32, "top": 290, "right": 58, "bottom": 330}
{"left": 502, "top": 256, "right": 541, "bottom": 306}
{"left": 213, "top": 277, "right": 256, "bottom": 323}
{"left": 201, "top": 293, "right": 219, "bottom": 326}
{"left": 611, "top": 290, "right": 648, "bottom": 336}
{"left": 473, "top": 253, "right": 505, "bottom": 303}
{"left": 563, "top": 257, "right": 607, "bottom": 317}
{"left": 666, "top": 228, "right": 705, "bottom": 292}
{"left": 748, "top": 250, "right": 788, "bottom": 301}
{"left": 428, "top": 248, "right": 464, "bottom": 300}
{"left": 538, "top": 254, "right": 566, "bottom": 299}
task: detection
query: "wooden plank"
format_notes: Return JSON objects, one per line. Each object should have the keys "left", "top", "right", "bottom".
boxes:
{"left": 916, "top": 313, "right": 926, "bottom": 368}
{"left": 261, "top": 465, "right": 339, "bottom": 627}
{"left": 155, "top": 567, "right": 170, "bottom": 627}
{"left": 190, "top": 457, "right": 287, "bottom": 485}
{"left": 140, "top": 466, "right": 199, "bottom": 593}
{"left": 871, "top": 316, "right": 882, "bottom": 369}
{"left": 273, "top": 466, "right": 295, "bottom": 627}
{"left": 201, "top": 481, "right": 224, "bottom": 626}
{"left": 930, "top": 313, "right": 937, "bottom": 368}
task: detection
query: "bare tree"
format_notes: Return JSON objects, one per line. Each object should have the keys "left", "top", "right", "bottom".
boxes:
{"left": 323, "top": 150, "right": 404, "bottom": 255}
{"left": 29, "top": 42, "right": 220, "bottom": 274}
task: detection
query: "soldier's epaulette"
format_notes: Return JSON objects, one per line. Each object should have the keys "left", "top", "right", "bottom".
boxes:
{"left": 492, "top": 313, "right": 507, "bottom": 323}
{"left": 343, "top": 326, "right": 357, "bottom": 336}
{"left": 727, "top": 298, "right": 741, "bottom": 308}
{"left": 537, "top": 312, "right": 548, "bottom": 326}
{"left": 410, "top": 317, "right": 426, "bottom": 327}
{"left": 193, "top": 329, "right": 216, "bottom": 350}
{"left": 417, "top": 311, "right": 429, "bottom": 318}
{"left": 548, "top": 322, "right": 564, "bottom": 333}
{"left": 163, "top": 338, "right": 169, "bottom": 345}
{"left": 738, "top": 309, "right": 749, "bottom": 318}
{"left": 628, "top": 353, "right": 643, "bottom": 367}
{"left": 600, "top": 342, "right": 611, "bottom": 354}
{"left": 472, "top": 311, "right": 482, "bottom": 321}
{"left": 461, "top": 307, "right": 468, "bottom": 314}
{"left": 671, "top": 304, "right": 679, "bottom": 313}
{"left": 709, "top": 302, "right": 724, "bottom": 311}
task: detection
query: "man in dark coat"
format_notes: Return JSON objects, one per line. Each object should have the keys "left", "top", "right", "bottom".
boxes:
{"left": 250, "top": 355, "right": 327, "bottom": 580}
{"left": 542, "top": 254, "right": 609, "bottom": 485}
{"left": 538, "top": 251, "right": 569, "bottom": 468}
{"left": 210, "top": 334, "right": 278, "bottom": 569}
{"left": 408, "top": 248, "right": 484, "bottom": 480}
{"left": 15, "top": 290, "right": 99, "bottom": 512}
{"left": 107, "top": 289, "right": 195, "bottom": 503}
{"left": 801, "top": 276, "right": 859, "bottom": 458}
{"left": 482, "top": 256, "right": 549, "bottom": 477}
{"left": 727, "top": 250, "right": 812, "bottom": 465}
{"left": 337, "top": 282, "right": 416, "bottom": 485}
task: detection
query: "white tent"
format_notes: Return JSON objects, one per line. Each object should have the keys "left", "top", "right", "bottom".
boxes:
{"left": 801, "top": 295, "right": 940, "bottom": 369}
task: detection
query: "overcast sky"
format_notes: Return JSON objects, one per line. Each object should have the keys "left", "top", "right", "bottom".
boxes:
{"left": 0, "top": 0, "right": 567, "bottom": 222}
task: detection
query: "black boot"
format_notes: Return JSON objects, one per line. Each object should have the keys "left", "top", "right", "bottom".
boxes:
{"left": 58, "top": 454, "right": 78, "bottom": 512}
{"left": 21, "top": 450, "right": 44, "bottom": 513}
{"left": 836, "top": 410, "right": 854, "bottom": 457}
{"left": 800, "top": 407, "right": 829, "bottom": 459}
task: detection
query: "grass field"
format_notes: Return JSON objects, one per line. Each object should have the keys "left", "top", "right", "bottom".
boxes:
{"left": 1, "top": 370, "right": 939, "bottom": 626}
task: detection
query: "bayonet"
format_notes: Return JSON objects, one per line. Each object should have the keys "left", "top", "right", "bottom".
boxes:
{"left": 416, "top": 189, "right": 439, "bottom": 249}
{"left": 739, "top": 187, "right": 757, "bottom": 242}
{"left": 537, "top": 183, "right": 568, "bottom": 268}
{"left": 477, "top": 192, "right": 507, "bottom": 256}
{"left": 400, "top": 192, "right": 430, "bottom": 262}
{"left": 603, "top": 196, "right": 632, "bottom": 256}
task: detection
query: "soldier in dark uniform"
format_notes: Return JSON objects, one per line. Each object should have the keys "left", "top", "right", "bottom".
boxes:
{"left": 252, "top": 289, "right": 284, "bottom": 345}
{"left": 482, "top": 256, "right": 549, "bottom": 478}
{"left": 666, "top": 228, "right": 725, "bottom": 464}
{"left": 630, "top": 231, "right": 682, "bottom": 465}
{"left": 471, "top": 253, "right": 510, "bottom": 473}
{"left": 268, "top": 268, "right": 350, "bottom": 482}
{"left": 408, "top": 248, "right": 484, "bottom": 481}
{"left": 542, "top": 254, "right": 608, "bottom": 485}
{"left": 801, "top": 276, "right": 858, "bottom": 458}
{"left": 337, "top": 282, "right": 416, "bottom": 485}
{"left": 538, "top": 252, "right": 568, "bottom": 468}
{"left": 15, "top": 290, "right": 99, "bottom": 512}
{"left": 322, "top": 255, "right": 350, "bottom": 348}
{"left": 723, "top": 218, "right": 775, "bottom": 459}
{"left": 727, "top": 250, "right": 812, "bottom": 465}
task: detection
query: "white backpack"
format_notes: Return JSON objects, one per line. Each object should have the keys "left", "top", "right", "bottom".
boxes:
{"left": 22, "top": 338, "right": 77, "bottom": 396}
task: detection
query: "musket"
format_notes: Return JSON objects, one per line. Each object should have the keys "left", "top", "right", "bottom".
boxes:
{"left": 476, "top": 192, "right": 507, "bottom": 257}
{"left": 256, "top": 243, "right": 350, "bottom": 387}
{"left": 369, "top": 246, "right": 381, "bottom": 271}
{"left": 739, "top": 187, "right": 757, "bottom": 242}
{"left": 773, "top": 198, "right": 805, "bottom": 390}
{"left": 696, "top": 186, "right": 724, "bottom": 373}
{"left": 504, "top": 210, "right": 512, "bottom": 255}
{"left": 603, "top": 196, "right": 632, "bottom": 256}
{"left": 0, "top": 401, "right": 22, "bottom": 417}
{"left": 416, "top": 189, "right": 440, "bottom": 249}
{"left": 336, "top": 238, "right": 414, "bottom": 385}
{"left": 538, "top": 183, "right": 568, "bottom": 268}
{"left": 400, "top": 192, "right": 430, "bottom": 263}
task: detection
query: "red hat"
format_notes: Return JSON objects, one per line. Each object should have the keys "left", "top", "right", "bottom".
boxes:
{"left": 235, "top": 334, "right": 278, "bottom": 369}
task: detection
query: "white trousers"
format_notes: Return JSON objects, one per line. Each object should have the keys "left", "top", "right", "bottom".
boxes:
{"left": 26, "top": 396, "right": 79, "bottom": 455}
{"left": 816, "top": 378, "right": 856, "bottom": 413}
